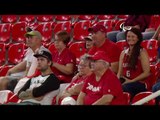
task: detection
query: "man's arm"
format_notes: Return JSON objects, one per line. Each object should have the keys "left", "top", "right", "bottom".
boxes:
{"left": 6, "top": 61, "right": 27, "bottom": 76}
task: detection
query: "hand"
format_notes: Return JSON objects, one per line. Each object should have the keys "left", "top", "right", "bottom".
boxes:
{"left": 122, "top": 76, "right": 132, "bottom": 85}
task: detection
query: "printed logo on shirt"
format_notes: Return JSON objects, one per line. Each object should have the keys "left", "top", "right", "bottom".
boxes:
{"left": 86, "top": 83, "right": 101, "bottom": 92}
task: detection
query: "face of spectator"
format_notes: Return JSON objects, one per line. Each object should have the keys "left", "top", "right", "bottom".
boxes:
{"left": 86, "top": 40, "right": 94, "bottom": 50}
{"left": 90, "top": 60, "right": 104, "bottom": 72}
{"left": 26, "top": 36, "right": 40, "bottom": 48}
{"left": 92, "top": 31, "right": 105, "bottom": 46}
{"left": 126, "top": 31, "right": 139, "bottom": 46}
{"left": 78, "top": 60, "right": 90, "bottom": 76}
{"left": 37, "top": 57, "right": 51, "bottom": 72}
{"left": 54, "top": 35, "right": 66, "bottom": 51}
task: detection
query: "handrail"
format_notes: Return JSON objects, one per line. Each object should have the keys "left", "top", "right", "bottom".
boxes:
{"left": 132, "top": 90, "right": 160, "bottom": 105}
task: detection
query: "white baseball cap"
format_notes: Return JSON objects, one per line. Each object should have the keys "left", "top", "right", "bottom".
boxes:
{"left": 61, "top": 97, "right": 76, "bottom": 105}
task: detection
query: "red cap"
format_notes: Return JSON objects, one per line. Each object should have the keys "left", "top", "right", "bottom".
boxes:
{"left": 88, "top": 24, "right": 106, "bottom": 33}
{"left": 89, "top": 51, "right": 110, "bottom": 63}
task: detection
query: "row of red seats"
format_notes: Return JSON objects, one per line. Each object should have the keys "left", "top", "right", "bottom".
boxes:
{"left": 0, "top": 15, "right": 128, "bottom": 23}
{"left": 0, "top": 19, "right": 127, "bottom": 44}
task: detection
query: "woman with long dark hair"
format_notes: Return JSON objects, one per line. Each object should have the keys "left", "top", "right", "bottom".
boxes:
{"left": 117, "top": 28, "right": 151, "bottom": 98}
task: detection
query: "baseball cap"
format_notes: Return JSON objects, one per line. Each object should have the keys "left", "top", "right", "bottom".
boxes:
{"left": 84, "top": 35, "right": 92, "bottom": 41}
{"left": 61, "top": 97, "right": 76, "bottom": 105}
{"left": 34, "top": 50, "right": 52, "bottom": 61}
{"left": 88, "top": 24, "right": 106, "bottom": 33}
{"left": 24, "top": 30, "right": 42, "bottom": 40}
{"left": 88, "top": 51, "right": 110, "bottom": 63}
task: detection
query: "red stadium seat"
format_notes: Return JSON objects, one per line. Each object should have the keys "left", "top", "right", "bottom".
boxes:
{"left": 48, "top": 42, "right": 57, "bottom": 55}
{"left": 114, "top": 19, "right": 126, "bottom": 31}
{"left": 19, "top": 15, "right": 35, "bottom": 23}
{"left": 35, "top": 22, "right": 53, "bottom": 43}
{"left": 0, "top": 23, "right": 11, "bottom": 43}
{"left": 149, "top": 15, "right": 160, "bottom": 30}
{"left": 69, "top": 41, "right": 86, "bottom": 64}
{"left": 36, "top": 15, "right": 54, "bottom": 22}
{"left": 132, "top": 91, "right": 156, "bottom": 105}
{"left": 0, "top": 65, "right": 14, "bottom": 76}
{"left": 97, "top": 15, "right": 115, "bottom": 20}
{"left": 93, "top": 20, "right": 114, "bottom": 32}
{"left": 0, "top": 43, "right": 6, "bottom": 65}
{"left": 1, "top": 15, "right": 17, "bottom": 23}
{"left": 73, "top": 20, "right": 91, "bottom": 41}
{"left": 8, "top": 43, "right": 25, "bottom": 65}
{"left": 55, "top": 15, "right": 71, "bottom": 21}
{"left": 116, "top": 40, "right": 129, "bottom": 51}
{"left": 78, "top": 15, "right": 96, "bottom": 20}
{"left": 12, "top": 22, "right": 27, "bottom": 43}
{"left": 0, "top": 90, "right": 21, "bottom": 104}
{"left": 141, "top": 39, "right": 158, "bottom": 64}
{"left": 117, "top": 15, "right": 128, "bottom": 19}
{"left": 53, "top": 21, "right": 72, "bottom": 35}
{"left": 123, "top": 92, "right": 131, "bottom": 105}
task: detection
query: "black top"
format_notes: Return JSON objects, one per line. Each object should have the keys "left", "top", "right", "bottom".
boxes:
{"left": 18, "top": 74, "right": 60, "bottom": 97}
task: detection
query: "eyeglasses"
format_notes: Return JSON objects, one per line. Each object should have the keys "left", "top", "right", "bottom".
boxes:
{"left": 78, "top": 64, "right": 88, "bottom": 68}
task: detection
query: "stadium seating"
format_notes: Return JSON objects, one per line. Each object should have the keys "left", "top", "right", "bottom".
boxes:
{"left": 69, "top": 41, "right": 86, "bottom": 64}
{"left": 0, "top": 43, "right": 6, "bottom": 65}
{"left": 8, "top": 43, "right": 25, "bottom": 65}
{"left": 141, "top": 39, "right": 158, "bottom": 64}
{"left": 48, "top": 42, "right": 57, "bottom": 55}
{"left": 0, "top": 65, "right": 14, "bottom": 76}
{"left": 36, "top": 15, "right": 54, "bottom": 22}
{"left": 97, "top": 15, "right": 115, "bottom": 20}
{"left": 1, "top": 15, "right": 17, "bottom": 23}
{"left": 73, "top": 20, "right": 91, "bottom": 41}
{"left": 116, "top": 40, "right": 129, "bottom": 51}
{"left": 123, "top": 92, "right": 131, "bottom": 105}
{"left": 19, "top": 15, "right": 35, "bottom": 23}
{"left": 93, "top": 20, "right": 114, "bottom": 32}
{"left": 132, "top": 91, "right": 156, "bottom": 105}
{"left": 53, "top": 21, "right": 72, "bottom": 35}
{"left": 11, "top": 22, "right": 27, "bottom": 43}
{"left": 55, "top": 15, "right": 71, "bottom": 21}
{"left": 0, "top": 23, "right": 11, "bottom": 43}
{"left": 35, "top": 22, "right": 53, "bottom": 43}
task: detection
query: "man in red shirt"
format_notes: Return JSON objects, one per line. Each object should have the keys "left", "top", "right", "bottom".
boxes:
{"left": 77, "top": 51, "right": 125, "bottom": 105}
{"left": 88, "top": 24, "right": 121, "bottom": 73}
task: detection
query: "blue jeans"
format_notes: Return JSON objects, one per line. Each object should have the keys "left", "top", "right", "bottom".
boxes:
{"left": 152, "top": 81, "right": 160, "bottom": 104}
{"left": 123, "top": 81, "right": 147, "bottom": 99}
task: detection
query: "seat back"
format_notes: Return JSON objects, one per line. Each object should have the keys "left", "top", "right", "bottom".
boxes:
{"left": 132, "top": 91, "right": 156, "bottom": 105}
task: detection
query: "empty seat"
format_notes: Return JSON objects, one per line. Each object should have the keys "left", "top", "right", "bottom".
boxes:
{"left": 0, "top": 23, "right": 11, "bottom": 43}
{"left": 141, "top": 39, "right": 158, "bottom": 64}
{"left": 69, "top": 41, "right": 86, "bottom": 63}
{"left": 97, "top": 15, "right": 115, "bottom": 20}
{"left": 0, "top": 43, "right": 6, "bottom": 65}
{"left": 53, "top": 21, "right": 72, "bottom": 35}
{"left": 93, "top": 20, "right": 114, "bottom": 32}
{"left": 78, "top": 15, "right": 96, "bottom": 20}
{"left": 11, "top": 22, "right": 27, "bottom": 43}
{"left": 55, "top": 15, "right": 71, "bottom": 21}
{"left": 8, "top": 43, "right": 25, "bottom": 65}
{"left": 1, "top": 15, "right": 17, "bottom": 23}
{"left": 0, "top": 65, "right": 14, "bottom": 76}
{"left": 19, "top": 15, "right": 35, "bottom": 23}
{"left": 35, "top": 22, "right": 53, "bottom": 43}
{"left": 36, "top": 15, "right": 54, "bottom": 22}
{"left": 73, "top": 20, "right": 91, "bottom": 41}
